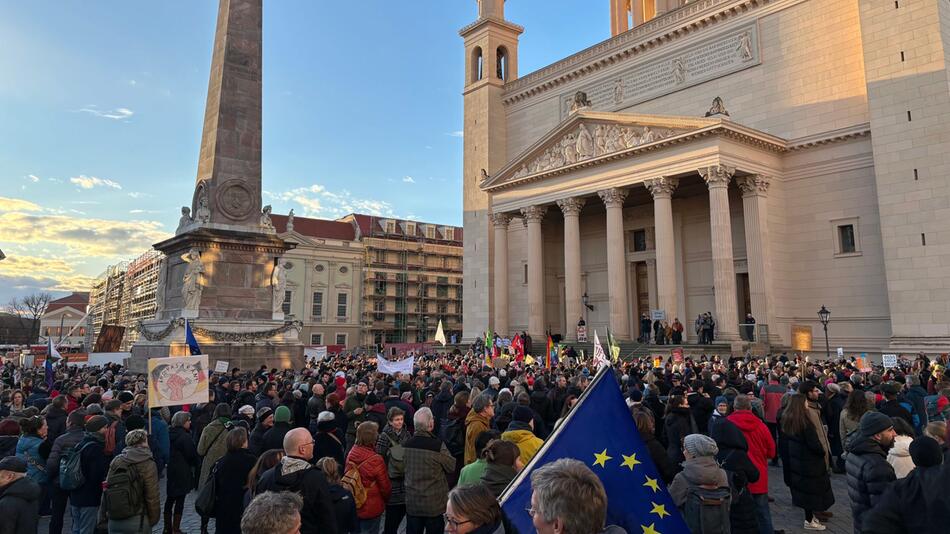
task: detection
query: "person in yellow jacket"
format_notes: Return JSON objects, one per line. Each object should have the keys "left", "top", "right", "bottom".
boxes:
{"left": 464, "top": 394, "right": 494, "bottom": 465}
{"left": 502, "top": 406, "right": 544, "bottom": 465}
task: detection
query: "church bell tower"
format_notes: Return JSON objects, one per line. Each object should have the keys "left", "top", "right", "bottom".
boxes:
{"left": 460, "top": 0, "right": 522, "bottom": 340}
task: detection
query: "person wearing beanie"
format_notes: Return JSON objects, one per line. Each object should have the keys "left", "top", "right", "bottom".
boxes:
{"left": 69, "top": 415, "right": 111, "bottom": 534}
{"left": 262, "top": 405, "right": 293, "bottom": 452}
{"left": 104, "top": 429, "right": 160, "bottom": 533}
{"left": 502, "top": 405, "right": 544, "bottom": 465}
{"left": 845, "top": 411, "right": 897, "bottom": 533}
{"left": 248, "top": 406, "right": 274, "bottom": 456}
{"left": 668, "top": 434, "right": 728, "bottom": 513}
{"left": 313, "top": 411, "right": 345, "bottom": 468}
{"left": 0, "top": 455, "right": 41, "bottom": 534}
{"left": 708, "top": 395, "right": 731, "bottom": 437}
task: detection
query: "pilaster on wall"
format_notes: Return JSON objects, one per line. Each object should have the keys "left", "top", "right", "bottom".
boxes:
{"left": 858, "top": 0, "right": 950, "bottom": 346}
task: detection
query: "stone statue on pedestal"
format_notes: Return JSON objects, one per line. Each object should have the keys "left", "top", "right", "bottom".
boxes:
{"left": 195, "top": 194, "right": 211, "bottom": 224}
{"left": 261, "top": 205, "right": 275, "bottom": 232}
{"left": 286, "top": 209, "right": 294, "bottom": 232}
{"left": 176, "top": 207, "right": 194, "bottom": 234}
{"left": 272, "top": 259, "right": 288, "bottom": 314}
{"left": 181, "top": 248, "right": 204, "bottom": 314}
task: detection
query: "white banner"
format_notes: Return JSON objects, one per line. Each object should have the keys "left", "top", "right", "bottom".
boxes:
{"left": 377, "top": 354, "right": 414, "bottom": 376}
{"left": 882, "top": 354, "right": 898, "bottom": 368}
{"left": 305, "top": 346, "right": 328, "bottom": 362}
{"left": 592, "top": 330, "right": 608, "bottom": 369}
{"left": 214, "top": 360, "right": 229, "bottom": 373}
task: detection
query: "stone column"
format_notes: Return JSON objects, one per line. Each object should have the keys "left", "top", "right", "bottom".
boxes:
{"left": 737, "top": 175, "right": 774, "bottom": 339}
{"left": 644, "top": 176, "right": 679, "bottom": 322}
{"left": 598, "top": 188, "right": 631, "bottom": 340}
{"left": 557, "top": 197, "right": 586, "bottom": 340}
{"left": 699, "top": 165, "right": 739, "bottom": 341}
{"left": 521, "top": 206, "right": 547, "bottom": 341}
{"left": 491, "top": 213, "right": 512, "bottom": 336}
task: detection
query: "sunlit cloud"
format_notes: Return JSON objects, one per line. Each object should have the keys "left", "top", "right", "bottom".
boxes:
{"left": 0, "top": 196, "right": 43, "bottom": 212}
{"left": 446, "top": 131, "right": 464, "bottom": 138}
{"left": 26, "top": 174, "right": 40, "bottom": 183}
{"left": 402, "top": 176, "right": 415, "bottom": 184}
{"left": 264, "top": 184, "right": 398, "bottom": 219}
{"left": 70, "top": 175, "right": 122, "bottom": 190}
{"left": 77, "top": 105, "right": 134, "bottom": 121}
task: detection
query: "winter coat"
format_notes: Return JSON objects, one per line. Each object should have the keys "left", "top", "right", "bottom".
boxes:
{"left": 326, "top": 484, "right": 358, "bottom": 534}
{"left": 710, "top": 419, "right": 759, "bottom": 534}
{"left": 196, "top": 418, "right": 230, "bottom": 489}
{"left": 760, "top": 383, "right": 786, "bottom": 424}
{"left": 668, "top": 455, "right": 729, "bottom": 509}
{"left": 0, "top": 476, "right": 41, "bottom": 534}
{"left": 480, "top": 462, "right": 518, "bottom": 498}
{"left": 345, "top": 444, "right": 391, "bottom": 519}
{"left": 166, "top": 426, "right": 199, "bottom": 498}
{"left": 107, "top": 446, "right": 161, "bottom": 526}
{"left": 430, "top": 390, "right": 454, "bottom": 432}
{"left": 863, "top": 464, "right": 950, "bottom": 534}
{"left": 313, "top": 427, "right": 345, "bottom": 469}
{"left": 45, "top": 404, "right": 68, "bottom": 443}
{"left": 149, "top": 413, "right": 170, "bottom": 473}
{"left": 343, "top": 394, "right": 367, "bottom": 441}
{"left": 256, "top": 456, "right": 339, "bottom": 534}
{"left": 213, "top": 449, "right": 257, "bottom": 534}
{"left": 887, "top": 435, "right": 915, "bottom": 479}
{"left": 248, "top": 422, "right": 269, "bottom": 456}
{"left": 501, "top": 421, "right": 543, "bottom": 465}
{"left": 403, "top": 430, "right": 455, "bottom": 517}
{"left": 688, "top": 393, "right": 714, "bottom": 435}
{"left": 69, "top": 432, "right": 108, "bottom": 507}
{"left": 46, "top": 426, "right": 83, "bottom": 482}
{"left": 15, "top": 435, "right": 48, "bottom": 485}
{"left": 664, "top": 406, "right": 696, "bottom": 467}
{"left": 785, "top": 423, "right": 835, "bottom": 512}
{"left": 375, "top": 425, "right": 410, "bottom": 505}
{"left": 464, "top": 409, "right": 491, "bottom": 465}
{"left": 825, "top": 392, "right": 847, "bottom": 457}
{"left": 839, "top": 410, "right": 863, "bottom": 452}
{"left": 0, "top": 436, "right": 17, "bottom": 460}
{"left": 262, "top": 421, "right": 292, "bottom": 453}
{"left": 846, "top": 434, "right": 896, "bottom": 533}
{"left": 642, "top": 430, "right": 677, "bottom": 484}
{"left": 728, "top": 409, "right": 775, "bottom": 495}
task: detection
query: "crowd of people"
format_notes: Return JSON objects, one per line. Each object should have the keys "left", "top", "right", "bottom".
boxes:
{"left": 1, "top": 348, "right": 950, "bottom": 534}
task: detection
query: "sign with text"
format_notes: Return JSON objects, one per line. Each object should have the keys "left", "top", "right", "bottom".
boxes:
{"left": 671, "top": 347, "right": 684, "bottom": 363}
{"left": 882, "top": 354, "right": 898, "bottom": 368}
{"left": 214, "top": 360, "right": 229, "bottom": 374}
{"left": 377, "top": 354, "right": 414, "bottom": 376}
{"left": 837, "top": 347, "right": 844, "bottom": 357}
{"left": 651, "top": 310, "right": 666, "bottom": 321}
{"left": 148, "top": 355, "right": 209, "bottom": 408}
{"left": 304, "top": 346, "right": 328, "bottom": 362}
{"left": 577, "top": 325, "right": 588, "bottom": 342}
{"left": 791, "top": 325, "right": 813, "bottom": 352}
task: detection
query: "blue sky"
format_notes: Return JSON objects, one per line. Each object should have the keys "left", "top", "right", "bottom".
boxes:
{"left": 0, "top": 0, "right": 609, "bottom": 303}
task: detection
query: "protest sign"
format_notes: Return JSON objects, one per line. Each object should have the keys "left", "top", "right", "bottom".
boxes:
{"left": 214, "top": 360, "right": 229, "bottom": 373}
{"left": 305, "top": 346, "right": 328, "bottom": 362}
{"left": 882, "top": 354, "right": 898, "bottom": 368}
{"left": 672, "top": 347, "right": 684, "bottom": 363}
{"left": 377, "top": 354, "right": 414, "bottom": 375}
{"left": 837, "top": 347, "right": 844, "bottom": 357}
{"left": 147, "top": 355, "right": 209, "bottom": 408}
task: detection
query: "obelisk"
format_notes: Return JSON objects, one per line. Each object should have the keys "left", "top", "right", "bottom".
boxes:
{"left": 131, "top": 0, "right": 304, "bottom": 371}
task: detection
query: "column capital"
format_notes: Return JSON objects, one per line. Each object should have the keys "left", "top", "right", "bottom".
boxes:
{"left": 644, "top": 176, "right": 680, "bottom": 199}
{"left": 490, "top": 212, "right": 512, "bottom": 228}
{"left": 520, "top": 205, "right": 547, "bottom": 224}
{"left": 556, "top": 197, "right": 586, "bottom": 217}
{"left": 597, "top": 187, "right": 628, "bottom": 208}
{"left": 736, "top": 174, "right": 772, "bottom": 198}
{"left": 699, "top": 165, "right": 736, "bottom": 189}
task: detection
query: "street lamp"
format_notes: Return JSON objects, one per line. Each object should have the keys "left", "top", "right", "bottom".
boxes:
{"left": 818, "top": 305, "right": 831, "bottom": 359}
{"left": 582, "top": 291, "right": 594, "bottom": 311}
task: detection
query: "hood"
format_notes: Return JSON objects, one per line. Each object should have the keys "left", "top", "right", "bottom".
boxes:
{"left": 169, "top": 426, "right": 189, "bottom": 441}
{"left": 0, "top": 476, "right": 41, "bottom": 501}
{"left": 727, "top": 410, "right": 761, "bottom": 436}
{"left": 888, "top": 435, "right": 912, "bottom": 459}
{"left": 122, "top": 445, "right": 154, "bottom": 464}
{"left": 711, "top": 418, "right": 748, "bottom": 452}
{"left": 847, "top": 434, "right": 889, "bottom": 456}
{"left": 347, "top": 444, "right": 378, "bottom": 464}
{"left": 502, "top": 428, "right": 536, "bottom": 445}
{"left": 505, "top": 420, "right": 532, "bottom": 433}
{"left": 681, "top": 456, "right": 728, "bottom": 487}
{"left": 482, "top": 462, "right": 517, "bottom": 487}
{"left": 465, "top": 409, "right": 490, "bottom": 426}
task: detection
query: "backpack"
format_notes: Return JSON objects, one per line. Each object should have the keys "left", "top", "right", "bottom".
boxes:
{"left": 59, "top": 441, "right": 93, "bottom": 491}
{"left": 440, "top": 418, "right": 466, "bottom": 457}
{"left": 384, "top": 433, "right": 405, "bottom": 479}
{"left": 103, "top": 421, "right": 118, "bottom": 456}
{"left": 341, "top": 459, "right": 369, "bottom": 509}
{"left": 898, "top": 400, "right": 921, "bottom": 431}
{"left": 925, "top": 395, "right": 944, "bottom": 422}
{"left": 684, "top": 483, "right": 732, "bottom": 534}
{"left": 103, "top": 458, "right": 144, "bottom": 520}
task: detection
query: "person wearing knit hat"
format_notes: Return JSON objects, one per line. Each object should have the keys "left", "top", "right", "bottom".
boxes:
{"left": 0, "top": 455, "right": 40, "bottom": 534}
{"left": 908, "top": 435, "right": 943, "bottom": 468}
{"left": 85, "top": 415, "right": 109, "bottom": 433}
{"left": 70, "top": 414, "right": 111, "bottom": 527}
{"left": 262, "top": 406, "right": 293, "bottom": 452}
{"left": 845, "top": 411, "right": 897, "bottom": 533}
{"left": 668, "top": 434, "right": 729, "bottom": 512}
{"left": 502, "top": 405, "right": 544, "bottom": 465}
{"left": 248, "top": 407, "right": 274, "bottom": 456}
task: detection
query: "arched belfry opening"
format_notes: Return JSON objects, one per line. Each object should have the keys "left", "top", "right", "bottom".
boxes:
{"left": 471, "top": 46, "right": 484, "bottom": 83}
{"left": 496, "top": 46, "right": 508, "bottom": 81}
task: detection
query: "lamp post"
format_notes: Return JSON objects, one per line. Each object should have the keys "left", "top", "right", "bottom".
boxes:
{"left": 582, "top": 291, "right": 594, "bottom": 311}
{"left": 818, "top": 305, "right": 831, "bottom": 360}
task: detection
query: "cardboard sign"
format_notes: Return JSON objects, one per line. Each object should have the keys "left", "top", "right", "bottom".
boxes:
{"left": 214, "top": 360, "right": 229, "bottom": 374}
{"left": 882, "top": 354, "right": 898, "bottom": 368}
{"left": 577, "top": 325, "right": 588, "bottom": 342}
{"left": 672, "top": 347, "right": 684, "bottom": 363}
{"left": 854, "top": 355, "right": 871, "bottom": 373}
{"left": 148, "top": 355, "right": 210, "bottom": 408}
{"left": 837, "top": 347, "right": 844, "bottom": 357}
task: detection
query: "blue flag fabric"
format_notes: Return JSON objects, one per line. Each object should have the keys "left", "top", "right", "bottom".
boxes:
{"left": 45, "top": 339, "right": 56, "bottom": 390}
{"left": 501, "top": 366, "right": 689, "bottom": 534}
{"left": 185, "top": 320, "right": 202, "bottom": 356}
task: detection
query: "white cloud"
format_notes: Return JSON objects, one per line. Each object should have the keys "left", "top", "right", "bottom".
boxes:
{"left": 129, "top": 209, "right": 161, "bottom": 214}
{"left": 402, "top": 176, "right": 415, "bottom": 184}
{"left": 0, "top": 196, "right": 43, "bottom": 212}
{"left": 70, "top": 175, "right": 122, "bottom": 190}
{"left": 127, "top": 192, "right": 149, "bottom": 199}
{"left": 265, "top": 184, "right": 398, "bottom": 219}
{"left": 26, "top": 174, "right": 40, "bottom": 183}
{"left": 77, "top": 105, "right": 134, "bottom": 121}
{"left": 446, "top": 131, "right": 464, "bottom": 138}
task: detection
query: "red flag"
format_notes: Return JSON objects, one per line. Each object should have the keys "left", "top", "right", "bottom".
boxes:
{"left": 512, "top": 335, "right": 525, "bottom": 362}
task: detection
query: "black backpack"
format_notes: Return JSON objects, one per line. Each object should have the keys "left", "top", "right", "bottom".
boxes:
{"left": 684, "top": 483, "right": 731, "bottom": 534}
{"left": 440, "top": 418, "right": 466, "bottom": 457}
{"left": 103, "top": 458, "right": 144, "bottom": 520}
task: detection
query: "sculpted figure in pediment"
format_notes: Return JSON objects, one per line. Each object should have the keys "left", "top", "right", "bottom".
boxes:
{"left": 642, "top": 126, "right": 657, "bottom": 143}
{"left": 622, "top": 126, "right": 641, "bottom": 148}
{"left": 593, "top": 125, "right": 607, "bottom": 157}
{"left": 576, "top": 124, "right": 594, "bottom": 160}
{"left": 538, "top": 149, "right": 552, "bottom": 171}
{"left": 605, "top": 125, "right": 623, "bottom": 153}
{"left": 562, "top": 133, "right": 578, "bottom": 165}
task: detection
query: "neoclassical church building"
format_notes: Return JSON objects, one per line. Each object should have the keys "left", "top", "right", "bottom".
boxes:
{"left": 460, "top": 0, "right": 950, "bottom": 355}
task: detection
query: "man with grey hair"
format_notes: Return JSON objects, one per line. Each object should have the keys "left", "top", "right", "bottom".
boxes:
{"left": 404, "top": 407, "right": 455, "bottom": 534}
{"left": 528, "top": 458, "right": 611, "bottom": 534}
{"left": 240, "top": 491, "right": 303, "bottom": 534}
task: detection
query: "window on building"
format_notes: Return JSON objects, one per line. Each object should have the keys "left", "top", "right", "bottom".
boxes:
{"left": 335, "top": 333, "right": 347, "bottom": 346}
{"left": 312, "top": 292, "right": 323, "bottom": 317}
{"left": 282, "top": 290, "right": 292, "bottom": 315}
{"left": 523, "top": 263, "right": 528, "bottom": 284}
{"left": 337, "top": 293, "right": 348, "bottom": 318}
{"left": 385, "top": 221, "right": 396, "bottom": 234}
{"left": 444, "top": 227, "right": 454, "bottom": 241}
{"left": 838, "top": 225, "right": 856, "bottom": 253}
{"left": 375, "top": 249, "right": 385, "bottom": 263}
{"left": 437, "top": 302, "right": 448, "bottom": 315}
{"left": 406, "top": 222, "right": 416, "bottom": 236}
{"left": 496, "top": 46, "right": 508, "bottom": 80}
{"left": 426, "top": 226, "right": 437, "bottom": 239}
{"left": 375, "top": 273, "right": 387, "bottom": 295}
{"left": 472, "top": 46, "right": 483, "bottom": 83}
{"left": 832, "top": 217, "right": 861, "bottom": 256}
{"left": 437, "top": 276, "right": 448, "bottom": 298}
{"left": 374, "top": 299, "right": 385, "bottom": 321}
{"left": 310, "top": 333, "right": 323, "bottom": 345}
{"left": 374, "top": 331, "right": 383, "bottom": 346}
{"left": 633, "top": 229, "right": 648, "bottom": 252}
{"left": 398, "top": 251, "right": 408, "bottom": 264}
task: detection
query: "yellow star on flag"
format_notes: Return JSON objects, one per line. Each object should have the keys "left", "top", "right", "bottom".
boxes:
{"left": 643, "top": 475, "right": 660, "bottom": 492}
{"left": 641, "top": 523, "right": 660, "bottom": 534}
{"left": 592, "top": 448, "right": 612, "bottom": 468}
{"left": 650, "top": 502, "right": 670, "bottom": 519}
{"left": 621, "top": 452, "right": 641, "bottom": 470}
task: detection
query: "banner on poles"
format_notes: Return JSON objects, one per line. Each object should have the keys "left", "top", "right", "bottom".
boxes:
{"left": 377, "top": 354, "right": 414, "bottom": 375}
{"left": 147, "top": 355, "right": 209, "bottom": 408}
{"left": 305, "top": 346, "right": 328, "bottom": 362}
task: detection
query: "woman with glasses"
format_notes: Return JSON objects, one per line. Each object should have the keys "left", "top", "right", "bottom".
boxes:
{"left": 445, "top": 483, "right": 515, "bottom": 534}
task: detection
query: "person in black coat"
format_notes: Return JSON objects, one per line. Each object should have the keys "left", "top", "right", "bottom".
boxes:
{"left": 632, "top": 409, "right": 677, "bottom": 483}
{"left": 0, "top": 457, "right": 41, "bottom": 534}
{"left": 315, "top": 457, "right": 358, "bottom": 534}
{"left": 710, "top": 417, "right": 760, "bottom": 534}
{"left": 845, "top": 412, "right": 897, "bottom": 534}
{"left": 664, "top": 396, "right": 696, "bottom": 467}
{"left": 313, "top": 412, "right": 346, "bottom": 468}
{"left": 863, "top": 436, "right": 947, "bottom": 534}
{"left": 166, "top": 412, "right": 200, "bottom": 534}
{"left": 248, "top": 408, "right": 274, "bottom": 456}
{"left": 69, "top": 416, "right": 110, "bottom": 534}
{"left": 263, "top": 406, "right": 293, "bottom": 452}
{"left": 688, "top": 382, "right": 715, "bottom": 435}
{"left": 213, "top": 428, "right": 258, "bottom": 534}
{"left": 430, "top": 383, "right": 454, "bottom": 434}
{"left": 824, "top": 384, "right": 848, "bottom": 472}
{"left": 44, "top": 397, "right": 68, "bottom": 443}
{"left": 781, "top": 394, "right": 835, "bottom": 528}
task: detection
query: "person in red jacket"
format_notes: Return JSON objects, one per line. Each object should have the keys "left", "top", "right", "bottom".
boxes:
{"left": 728, "top": 394, "right": 777, "bottom": 534}
{"left": 345, "top": 421, "right": 392, "bottom": 534}
{"left": 760, "top": 373, "right": 786, "bottom": 465}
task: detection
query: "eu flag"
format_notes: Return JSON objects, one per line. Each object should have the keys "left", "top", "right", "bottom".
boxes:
{"left": 501, "top": 366, "right": 689, "bottom": 534}
{"left": 185, "top": 320, "right": 202, "bottom": 356}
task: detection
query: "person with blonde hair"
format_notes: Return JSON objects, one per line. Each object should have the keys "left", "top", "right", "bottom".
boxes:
{"left": 316, "top": 457, "right": 358, "bottom": 534}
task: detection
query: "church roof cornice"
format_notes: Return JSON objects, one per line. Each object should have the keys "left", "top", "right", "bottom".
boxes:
{"left": 459, "top": 16, "right": 524, "bottom": 38}
{"left": 502, "top": 0, "right": 773, "bottom": 105}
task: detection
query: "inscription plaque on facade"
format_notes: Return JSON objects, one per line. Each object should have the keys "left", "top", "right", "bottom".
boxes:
{"left": 559, "top": 24, "right": 760, "bottom": 119}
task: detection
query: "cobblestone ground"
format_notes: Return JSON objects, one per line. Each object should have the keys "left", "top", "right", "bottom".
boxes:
{"left": 41, "top": 465, "right": 852, "bottom": 533}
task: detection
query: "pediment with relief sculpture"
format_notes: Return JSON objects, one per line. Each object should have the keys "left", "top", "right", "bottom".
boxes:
{"left": 480, "top": 111, "right": 784, "bottom": 191}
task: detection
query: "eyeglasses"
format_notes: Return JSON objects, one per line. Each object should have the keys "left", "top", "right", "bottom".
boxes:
{"left": 525, "top": 506, "right": 539, "bottom": 518}
{"left": 443, "top": 514, "right": 472, "bottom": 529}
